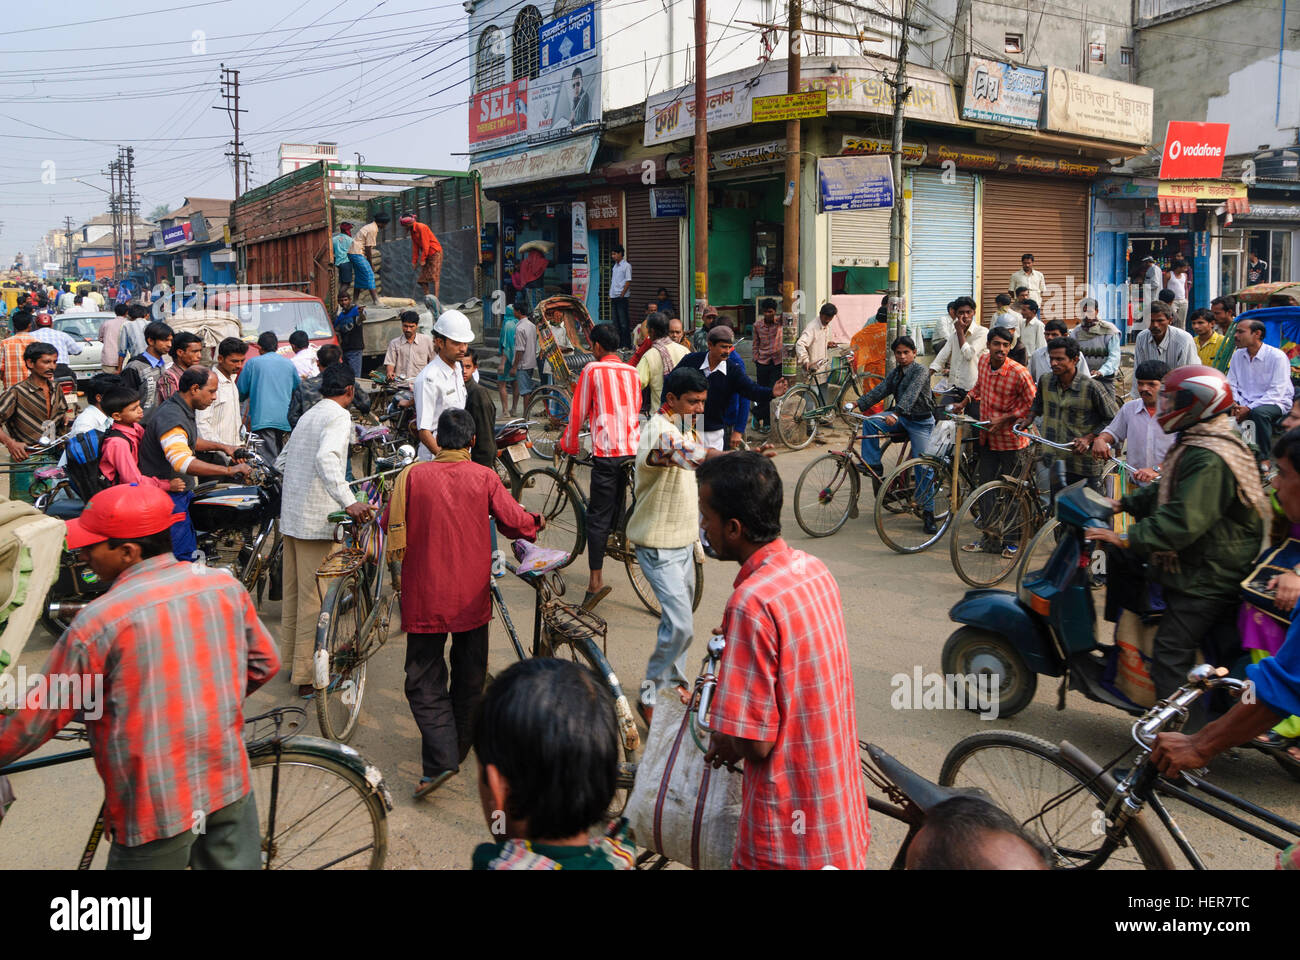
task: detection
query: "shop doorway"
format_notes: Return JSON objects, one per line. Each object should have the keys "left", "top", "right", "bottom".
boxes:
{"left": 594, "top": 227, "right": 619, "bottom": 324}
{"left": 703, "top": 177, "right": 785, "bottom": 332}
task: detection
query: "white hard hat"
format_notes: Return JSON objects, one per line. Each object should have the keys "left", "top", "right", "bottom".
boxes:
{"left": 432, "top": 309, "right": 473, "bottom": 343}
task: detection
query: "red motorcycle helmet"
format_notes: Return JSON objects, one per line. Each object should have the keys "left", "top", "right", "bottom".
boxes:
{"left": 1156, "top": 364, "right": 1235, "bottom": 434}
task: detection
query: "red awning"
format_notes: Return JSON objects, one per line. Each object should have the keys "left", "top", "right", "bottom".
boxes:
{"left": 1227, "top": 196, "right": 1251, "bottom": 215}
{"left": 1157, "top": 196, "right": 1196, "bottom": 214}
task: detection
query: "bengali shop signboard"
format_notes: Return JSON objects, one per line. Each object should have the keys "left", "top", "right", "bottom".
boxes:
{"left": 471, "top": 134, "right": 600, "bottom": 189}
{"left": 817, "top": 155, "right": 894, "bottom": 212}
{"left": 1158, "top": 121, "right": 1230, "bottom": 179}
{"left": 666, "top": 139, "right": 787, "bottom": 178}
{"left": 752, "top": 90, "right": 827, "bottom": 123}
{"left": 539, "top": 2, "right": 596, "bottom": 72}
{"left": 644, "top": 73, "right": 785, "bottom": 146}
{"left": 1042, "top": 68, "right": 1153, "bottom": 145}
{"left": 799, "top": 65, "right": 959, "bottom": 124}
{"left": 528, "top": 2, "right": 600, "bottom": 141}
{"left": 960, "top": 57, "right": 1045, "bottom": 129}
{"left": 469, "top": 79, "right": 528, "bottom": 147}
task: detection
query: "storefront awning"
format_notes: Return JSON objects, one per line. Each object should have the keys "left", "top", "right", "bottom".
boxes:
{"left": 1156, "top": 179, "right": 1249, "bottom": 214}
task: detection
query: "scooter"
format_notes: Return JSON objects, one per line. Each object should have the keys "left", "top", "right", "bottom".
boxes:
{"left": 941, "top": 474, "right": 1150, "bottom": 719}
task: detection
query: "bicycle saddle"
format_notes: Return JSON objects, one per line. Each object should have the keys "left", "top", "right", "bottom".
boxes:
{"left": 865, "top": 743, "right": 993, "bottom": 814}
{"left": 355, "top": 424, "right": 391, "bottom": 442}
{"left": 511, "top": 538, "right": 570, "bottom": 576}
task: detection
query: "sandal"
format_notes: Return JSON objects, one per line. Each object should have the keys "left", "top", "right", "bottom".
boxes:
{"left": 581, "top": 586, "right": 611, "bottom": 611}
{"left": 413, "top": 770, "right": 455, "bottom": 799}
{"left": 1252, "top": 731, "right": 1300, "bottom": 759}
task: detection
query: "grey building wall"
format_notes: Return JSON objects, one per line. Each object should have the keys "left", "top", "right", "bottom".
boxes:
{"left": 1136, "top": 0, "right": 1300, "bottom": 154}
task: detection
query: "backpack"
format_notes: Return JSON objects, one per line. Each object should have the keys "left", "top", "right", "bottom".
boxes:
{"left": 63, "top": 429, "right": 123, "bottom": 500}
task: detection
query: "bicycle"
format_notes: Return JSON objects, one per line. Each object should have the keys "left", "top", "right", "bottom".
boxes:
{"left": 0, "top": 706, "right": 392, "bottom": 869}
{"left": 513, "top": 446, "right": 705, "bottom": 617}
{"left": 873, "top": 411, "right": 987, "bottom": 554}
{"left": 948, "top": 427, "right": 1122, "bottom": 589}
{"left": 939, "top": 664, "right": 1300, "bottom": 869}
{"left": 489, "top": 540, "right": 640, "bottom": 784}
{"left": 312, "top": 449, "right": 416, "bottom": 743}
{"left": 791, "top": 412, "right": 916, "bottom": 538}
{"left": 773, "top": 349, "right": 881, "bottom": 450}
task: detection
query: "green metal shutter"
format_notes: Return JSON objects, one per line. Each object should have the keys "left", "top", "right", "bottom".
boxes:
{"left": 908, "top": 168, "right": 976, "bottom": 338}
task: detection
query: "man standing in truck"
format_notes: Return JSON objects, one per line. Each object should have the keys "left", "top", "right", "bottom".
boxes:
{"left": 401, "top": 214, "right": 443, "bottom": 308}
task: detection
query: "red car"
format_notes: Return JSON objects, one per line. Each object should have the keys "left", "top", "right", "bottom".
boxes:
{"left": 210, "top": 289, "right": 338, "bottom": 357}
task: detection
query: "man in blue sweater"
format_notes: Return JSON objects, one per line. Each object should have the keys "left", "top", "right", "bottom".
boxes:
{"left": 672, "top": 323, "right": 787, "bottom": 450}
{"left": 238, "top": 330, "right": 301, "bottom": 460}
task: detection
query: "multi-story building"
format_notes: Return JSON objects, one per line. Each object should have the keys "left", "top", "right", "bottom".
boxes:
{"left": 469, "top": 0, "right": 1155, "bottom": 339}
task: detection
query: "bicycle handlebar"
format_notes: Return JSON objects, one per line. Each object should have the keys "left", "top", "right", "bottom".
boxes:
{"left": 1011, "top": 425, "right": 1154, "bottom": 477}
{"left": 1132, "top": 665, "right": 1247, "bottom": 751}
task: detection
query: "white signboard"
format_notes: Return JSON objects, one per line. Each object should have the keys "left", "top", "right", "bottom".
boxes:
{"left": 644, "top": 73, "right": 784, "bottom": 146}
{"left": 471, "top": 134, "right": 600, "bottom": 189}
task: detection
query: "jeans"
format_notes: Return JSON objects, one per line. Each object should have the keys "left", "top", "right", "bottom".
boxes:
{"left": 862, "top": 412, "right": 935, "bottom": 509}
{"left": 169, "top": 490, "right": 198, "bottom": 561}
{"left": 1244, "top": 403, "right": 1285, "bottom": 458}
{"left": 107, "top": 791, "right": 260, "bottom": 869}
{"left": 516, "top": 366, "right": 537, "bottom": 395}
{"left": 344, "top": 349, "right": 363, "bottom": 378}
{"left": 611, "top": 297, "right": 631, "bottom": 348}
{"left": 635, "top": 545, "right": 696, "bottom": 704}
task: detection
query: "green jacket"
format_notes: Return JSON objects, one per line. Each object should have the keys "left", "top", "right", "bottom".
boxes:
{"left": 1120, "top": 445, "right": 1263, "bottom": 602}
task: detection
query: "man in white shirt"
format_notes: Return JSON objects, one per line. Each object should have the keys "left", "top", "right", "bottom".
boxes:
{"left": 1140, "top": 255, "right": 1162, "bottom": 300}
{"left": 1228, "top": 318, "right": 1294, "bottom": 455}
{"left": 1167, "top": 260, "right": 1190, "bottom": 329}
{"left": 414, "top": 309, "right": 473, "bottom": 460}
{"left": 610, "top": 244, "right": 632, "bottom": 349}
{"left": 197, "top": 337, "right": 248, "bottom": 448}
{"left": 383, "top": 311, "right": 435, "bottom": 381}
{"left": 1091, "top": 360, "right": 1173, "bottom": 485}
{"left": 67, "top": 295, "right": 97, "bottom": 315}
{"left": 1133, "top": 302, "right": 1197, "bottom": 380}
{"left": 1009, "top": 253, "right": 1046, "bottom": 306}
{"left": 1031, "top": 320, "right": 1092, "bottom": 384}
{"left": 288, "top": 331, "right": 319, "bottom": 378}
{"left": 930, "top": 296, "right": 986, "bottom": 404}
{"left": 795, "top": 303, "right": 841, "bottom": 388}
{"left": 509, "top": 299, "right": 539, "bottom": 396}
{"left": 1018, "top": 299, "right": 1047, "bottom": 358}
{"left": 276, "top": 364, "right": 373, "bottom": 696}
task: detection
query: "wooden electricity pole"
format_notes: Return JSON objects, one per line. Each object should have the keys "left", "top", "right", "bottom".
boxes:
{"left": 885, "top": 0, "right": 912, "bottom": 366}
{"left": 692, "top": 0, "right": 708, "bottom": 324}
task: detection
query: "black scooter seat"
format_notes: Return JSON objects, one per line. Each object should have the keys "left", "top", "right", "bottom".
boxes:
{"left": 44, "top": 498, "right": 85, "bottom": 520}
{"left": 866, "top": 743, "right": 993, "bottom": 814}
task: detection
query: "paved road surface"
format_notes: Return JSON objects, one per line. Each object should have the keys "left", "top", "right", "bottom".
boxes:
{"left": 3, "top": 429, "right": 1296, "bottom": 869}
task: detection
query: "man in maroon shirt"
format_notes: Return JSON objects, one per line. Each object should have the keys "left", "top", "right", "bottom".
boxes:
{"left": 384, "top": 408, "right": 544, "bottom": 798}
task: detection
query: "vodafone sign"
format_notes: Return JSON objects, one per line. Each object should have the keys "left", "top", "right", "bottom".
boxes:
{"left": 1159, "top": 121, "right": 1230, "bottom": 179}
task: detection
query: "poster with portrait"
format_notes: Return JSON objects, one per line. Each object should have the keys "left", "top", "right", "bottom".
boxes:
{"left": 527, "top": 59, "right": 601, "bottom": 140}
{"left": 1041, "top": 67, "right": 1153, "bottom": 145}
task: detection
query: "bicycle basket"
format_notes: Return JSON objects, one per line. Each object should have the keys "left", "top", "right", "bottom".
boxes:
{"left": 928, "top": 420, "right": 957, "bottom": 461}
{"left": 317, "top": 547, "right": 368, "bottom": 579}
{"left": 829, "top": 353, "right": 854, "bottom": 387}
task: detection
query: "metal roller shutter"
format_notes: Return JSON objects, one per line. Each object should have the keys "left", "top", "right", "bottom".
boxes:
{"left": 830, "top": 207, "right": 892, "bottom": 268}
{"left": 980, "top": 177, "right": 1089, "bottom": 325}
{"left": 909, "top": 168, "right": 976, "bottom": 337}
{"left": 624, "top": 188, "right": 681, "bottom": 315}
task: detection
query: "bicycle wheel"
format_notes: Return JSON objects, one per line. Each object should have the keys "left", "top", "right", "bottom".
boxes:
{"left": 624, "top": 550, "right": 704, "bottom": 616}
{"left": 939, "top": 731, "right": 1171, "bottom": 870}
{"left": 249, "top": 746, "right": 388, "bottom": 869}
{"left": 515, "top": 467, "right": 584, "bottom": 564}
{"left": 949, "top": 480, "right": 1036, "bottom": 588}
{"left": 522, "top": 387, "right": 570, "bottom": 459}
{"left": 794, "top": 453, "right": 860, "bottom": 538}
{"left": 873, "top": 456, "right": 953, "bottom": 554}
{"left": 315, "top": 571, "right": 373, "bottom": 743}
{"left": 773, "top": 384, "right": 820, "bottom": 450}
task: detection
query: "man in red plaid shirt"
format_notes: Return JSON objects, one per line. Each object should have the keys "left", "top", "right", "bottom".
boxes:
{"left": 700, "top": 452, "right": 870, "bottom": 869}
{"left": 953, "top": 324, "right": 1037, "bottom": 556}
{"left": 558, "top": 323, "right": 641, "bottom": 610}
{"left": 0, "top": 484, "right": 280, "bottom": 869}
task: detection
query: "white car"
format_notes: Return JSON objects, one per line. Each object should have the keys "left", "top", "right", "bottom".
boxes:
{"left": 56, "top": 312, "right": 111, "bottom": 383}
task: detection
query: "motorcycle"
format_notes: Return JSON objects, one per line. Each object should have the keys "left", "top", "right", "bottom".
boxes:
{"left": 941, "top": 476, "right": 1152, "bottom": 720}
{"left": 38, "top": 438, "right": 285, "bottom": 634}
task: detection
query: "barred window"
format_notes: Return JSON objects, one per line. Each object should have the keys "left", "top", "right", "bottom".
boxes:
{"left": 476, "top": 26, "right": 506, "bottom": 92}
{"left": 513, "top": 6, "right": 542, "bottom": 81}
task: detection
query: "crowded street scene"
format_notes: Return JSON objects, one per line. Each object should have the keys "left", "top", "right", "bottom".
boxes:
{"left": 2, "top": 0, "right": 1300, "bottom": 931}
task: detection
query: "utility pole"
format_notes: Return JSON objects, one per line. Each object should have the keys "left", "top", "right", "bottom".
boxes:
{"left": 781, "top": 0, "right": 801, "bottom": 335}
{"left": 123, "top": 146, "right": 137, "bottom": 273}
{"left": 885, "top": 0, "right": 912, "bottom": 367}
{"left": 692, "top": 0, "right": 708, "bottom": 327}
{"left": 63, "top": 216, "right": 75, "bottom": 278}
{"left": 106, "top": 159, "right": 122, "bottom": 281}
{"left": 216, "top": 65, "right": 249, "bottom": 198}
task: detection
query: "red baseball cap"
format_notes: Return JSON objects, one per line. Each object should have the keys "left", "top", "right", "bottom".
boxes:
{"left": 64, "top": 484, "right": 185, "bottom": 550}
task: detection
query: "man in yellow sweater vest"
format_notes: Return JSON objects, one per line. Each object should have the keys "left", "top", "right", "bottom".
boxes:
{"left": 627, "top": 366, "right": 774, "bottom": 726}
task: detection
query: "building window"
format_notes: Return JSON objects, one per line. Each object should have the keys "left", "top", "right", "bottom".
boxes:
{"left": 1120, "top": 46, "right": 1134, "bottom": 65}
{"left": 512, "top": 6, "right": 542, "bottom": 81}
{"left": 552, "top": 0, "right": 582, "bottom": 16}
{"left": 1089, "top": 42, "right": 1105, "bottom": 63}
{"left": 476, "top": 26, "right": 506, "bottom": 92}
{"left": 1004, "top": 33, "right": 1022, "bottom": 54}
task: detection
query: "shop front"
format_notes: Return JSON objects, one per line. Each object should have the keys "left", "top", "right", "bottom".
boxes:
{"left": 1220, "top": 191, "right": 1300, "bottom": 293}
{"left": 908, "top": 165, "right": 976, "bottom": 336}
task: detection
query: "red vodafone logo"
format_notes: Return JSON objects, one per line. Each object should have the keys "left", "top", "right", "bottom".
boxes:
{"left": 1159, "top": 121, "right": 1230, "bottom": 178}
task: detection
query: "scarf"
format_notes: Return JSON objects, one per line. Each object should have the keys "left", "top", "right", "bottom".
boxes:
{"left": 1149, "top": 415, "right": 1268, "bottom": 572}
{"left": 382, "top": 448, "right": 473, "bottom": 563}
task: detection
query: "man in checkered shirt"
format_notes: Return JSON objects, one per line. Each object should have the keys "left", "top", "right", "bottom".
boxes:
{"left": 699, "top": 452, "right": 870, "bottom": 869}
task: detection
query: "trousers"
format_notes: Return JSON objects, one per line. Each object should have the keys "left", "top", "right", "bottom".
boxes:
{"left": 635, "top": 545, "right": 696, "bottom": 704}
{"left": 107, "top": 791, "right": 260, "bottom": 870}
{"left": 611, "top": 297, "right": 631, "bottom": 348}
{"left": 1150, "top": 592, "right": 1243, "bottom": 727}
{"left": 587, "top": 455, "right": 632, "bottom": 570}
{"left": 754, "top": 362, "right": 781, "bottom": 425}
{"left": 405, "top": 625, "right": 490, "bottom": 776}
{"left": 281, "top": 536, "right": 334, "bottom": 686}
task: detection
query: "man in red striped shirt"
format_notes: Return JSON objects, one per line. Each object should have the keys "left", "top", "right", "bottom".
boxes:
{"left": 558, "top": 323, "right": 642, "bottom": 609}
{"left": 0, "top": 484, "right": 280, "bottom": 868}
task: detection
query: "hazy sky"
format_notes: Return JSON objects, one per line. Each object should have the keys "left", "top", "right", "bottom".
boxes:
{"left": 0, "top": 0, "right": 473, "bottom": 264}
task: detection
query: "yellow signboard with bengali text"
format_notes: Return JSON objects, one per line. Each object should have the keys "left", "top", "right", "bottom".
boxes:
{"left": 752, "top": 90, "right": 828, "bottom": 123}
